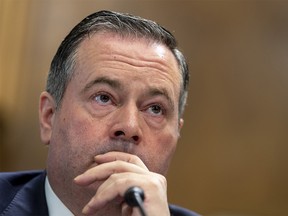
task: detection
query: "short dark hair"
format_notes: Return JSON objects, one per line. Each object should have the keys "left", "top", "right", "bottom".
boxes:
{"left": 47, "top": 10, "right": 189, "bottom": 117}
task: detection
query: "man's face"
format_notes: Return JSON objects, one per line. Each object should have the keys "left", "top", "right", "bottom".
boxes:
{"left": 40, "top": 32, "right": 183, "bottom": 206}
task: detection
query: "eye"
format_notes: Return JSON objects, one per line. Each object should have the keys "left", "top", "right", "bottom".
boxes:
{"left": 94, "top": 93, "right": 112, "bottom": 105}
{"left": 147, "top": 104, "right": 164, "bottom": 116}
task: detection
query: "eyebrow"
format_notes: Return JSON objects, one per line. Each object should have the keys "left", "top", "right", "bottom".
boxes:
{"left": 82, "top": 76, "right": 175, "bottom": 111}
{"left": 82, "top": 76, "right": 122, "bottom": 94}
{"left": 147, "top": 88, "right": 175, "bottom": 111}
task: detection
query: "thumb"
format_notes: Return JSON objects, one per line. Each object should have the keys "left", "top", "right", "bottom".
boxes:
{"left": 121, "top": 203, "right": 133, "bottom": 216}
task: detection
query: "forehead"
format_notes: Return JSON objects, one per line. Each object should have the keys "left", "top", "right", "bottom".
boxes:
{"left": 72, "top": 32, "right": 181, "bottom": 94}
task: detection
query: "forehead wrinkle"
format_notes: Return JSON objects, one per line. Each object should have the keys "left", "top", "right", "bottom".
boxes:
{"left": 100, "top": 52, "right": 180, "bottom": 91}
{"left": 103, "top": 50, "right": 175, "bottom": 73}
{"left": 81, "top": 76, "right": 123, "bottom": 94}
{"left": 78, "top": 34, "right": 180, "bottom": 89}
{"left": 98, "top": 39, "right": 177, "bottom": 72}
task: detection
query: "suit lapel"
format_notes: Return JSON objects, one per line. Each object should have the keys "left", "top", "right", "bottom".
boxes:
{"left": 2, "top": 171, "right": 48, "bottom": 216}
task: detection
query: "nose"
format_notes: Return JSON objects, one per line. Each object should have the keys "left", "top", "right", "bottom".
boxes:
{"left": 109, "top": 104, "right": 142, "bottom": 144}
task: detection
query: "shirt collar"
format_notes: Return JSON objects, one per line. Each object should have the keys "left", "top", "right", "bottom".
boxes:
{"left": 45, "top": 176, "right": 74, "bottom": 216}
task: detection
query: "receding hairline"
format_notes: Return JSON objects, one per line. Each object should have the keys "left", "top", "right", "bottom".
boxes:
{"left": 81, "top": 29, "right": 178, "bottom": 54}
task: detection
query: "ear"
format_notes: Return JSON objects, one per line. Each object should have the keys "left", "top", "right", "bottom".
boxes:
{"left": 178, "top": 118, "right": 184, "bottom": 136}
{"left": 39, "top": 91, "right": 56, "bottom": 145}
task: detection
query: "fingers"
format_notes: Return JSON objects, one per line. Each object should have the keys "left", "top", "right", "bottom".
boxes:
{"left": 82, "top": 172, "right": 167, "bottom": 215}
{"left": 121, "top": 203, "right": 133, "bottom": 216}
{"left": 95, "top": 151, "right": 148, "bottom": 170}
{"left": 82, "top": 172, "right": 146, "bottom": 215}
{"left": 74, "top": 160, "right": 145, "bottom": 185}
{"left": 74, "top": 152, "right": 148, "bottom": 185}
{"left": 74, "top": 151, "right": 169, "bottom": 215}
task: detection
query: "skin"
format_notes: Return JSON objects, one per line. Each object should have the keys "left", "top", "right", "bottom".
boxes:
{"left": 39, "top": 32, "right": 184, "bottom": 216}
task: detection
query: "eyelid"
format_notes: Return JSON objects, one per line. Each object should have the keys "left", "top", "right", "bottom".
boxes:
{"left": 145, "top": 103, "right": 166, "bottom": 116}
{"left": 91, "top": 91, "right": 116, "bottom": 105}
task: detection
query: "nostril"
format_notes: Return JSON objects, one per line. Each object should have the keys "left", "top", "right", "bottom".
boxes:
{"left": 132, "top": 136, "right": 139, "bottom": 142}
{"left": 115, "top": 130, "right": 125, "bottom": 137}
{"left": 113, "top": 131, "right": 139, "bottom": 143}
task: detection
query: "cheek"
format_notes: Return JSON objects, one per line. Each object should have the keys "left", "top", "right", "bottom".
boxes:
{"left": 50, "top": 113, "right": 104, "bottom": 170}
{"left": 59, "top": 110, "right": 102, "bottom": 145}
{"left": 142, "top": 129, "right": 178, "bottom": 175}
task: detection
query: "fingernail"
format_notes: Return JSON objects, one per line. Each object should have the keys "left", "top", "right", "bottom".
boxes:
{"left": 74, "top": 175, "right": 82, "bottom": 182}
{"left": 94, "top": 154, "right": 103, "bottom": 159}
{"left": 82, "top": 205, "right": 91, "bottom": 215}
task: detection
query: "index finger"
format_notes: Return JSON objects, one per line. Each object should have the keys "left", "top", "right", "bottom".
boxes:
{"left": 94, "top": 151, "right": 149, "bottom": 171}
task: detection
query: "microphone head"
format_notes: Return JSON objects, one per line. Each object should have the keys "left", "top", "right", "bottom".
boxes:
{"left": 124, "top": 186, "right": 145, "bottom": 207}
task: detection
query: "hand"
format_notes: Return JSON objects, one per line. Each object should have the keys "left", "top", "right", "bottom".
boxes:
{"left": 74, "top": 151, "right": 170, "bottom": 216}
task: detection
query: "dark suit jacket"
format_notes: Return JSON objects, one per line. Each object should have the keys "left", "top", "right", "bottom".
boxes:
{"left": 0, "top": 170, "right": 199, "bottom": 216}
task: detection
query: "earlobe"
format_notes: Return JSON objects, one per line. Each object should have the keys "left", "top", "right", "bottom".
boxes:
{"left": 39, "top": 91, "right": 56, "bottom": 145}
{"left": 178, "top": 118, "right": 184, "bottom": 136}
{"left": 179, "top": 118, "right": 184, "bottom": 129}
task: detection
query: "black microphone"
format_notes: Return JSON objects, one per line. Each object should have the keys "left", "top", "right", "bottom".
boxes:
{"left": 124, "top": 186, "right": 147, "bottom": 216}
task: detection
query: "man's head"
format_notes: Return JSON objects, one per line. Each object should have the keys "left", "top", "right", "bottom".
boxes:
{"left": 39, "top": 10, "right": 190, "bottom": 215}
{"left": 46, "top": 10, "right": 189, "bottom": 117}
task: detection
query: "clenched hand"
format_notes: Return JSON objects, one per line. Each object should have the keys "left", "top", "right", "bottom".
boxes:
{"left": 74, "top": 151, "right": 170, "bottom": 216}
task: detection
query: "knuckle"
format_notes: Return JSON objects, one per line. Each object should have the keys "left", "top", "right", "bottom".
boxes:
{"left": 110, "top": 172, "right": 120, "bottom": 180}
{"left": 147, "top": 174, "right": 166, "bottom": 189}
{"left": 154, "top": 174, "right": 167, "bottom": 188}
{"left": 127, "top": 154, "right": 140, "bottom": 164}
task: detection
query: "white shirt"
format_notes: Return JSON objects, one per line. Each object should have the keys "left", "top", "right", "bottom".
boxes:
{"left": 45, "top": 177, "right": 74, "bottom": 216}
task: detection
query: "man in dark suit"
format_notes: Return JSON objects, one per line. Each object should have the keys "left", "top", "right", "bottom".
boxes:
{"left": 0, "top": 171, "right": 198, "bottom": 216}
{"left": 0, "top": 10, "right": 199, "bottom": 216}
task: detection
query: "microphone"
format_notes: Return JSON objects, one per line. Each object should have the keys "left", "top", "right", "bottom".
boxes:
{"left": 124, "top": 186, "right": 147, "bottom": 216}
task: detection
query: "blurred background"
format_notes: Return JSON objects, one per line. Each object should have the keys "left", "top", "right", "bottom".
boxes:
{"left": 1, "top": 0, "right": 288, "bottom": 215}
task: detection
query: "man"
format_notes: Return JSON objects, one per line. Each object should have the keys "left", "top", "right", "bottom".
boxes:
{"left": 0, "top": 10, "right": 199, "bottom": 216}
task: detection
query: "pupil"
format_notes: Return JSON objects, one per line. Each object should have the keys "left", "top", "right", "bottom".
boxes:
{"left": 152, "top": 105, "right": 160, "bottom": 113}
{"left": 100, "top": 95, "right": 109, "bottom": 102}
